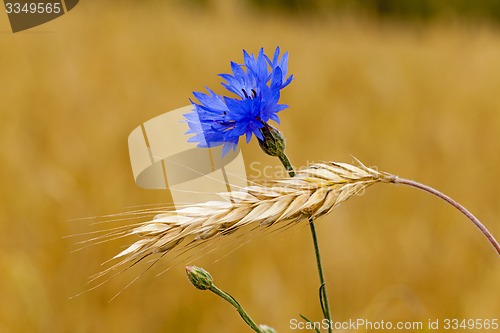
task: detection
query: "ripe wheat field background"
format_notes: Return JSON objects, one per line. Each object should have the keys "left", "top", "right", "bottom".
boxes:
{"left": 0, "top": 2, "right": 499, "bottom": 332}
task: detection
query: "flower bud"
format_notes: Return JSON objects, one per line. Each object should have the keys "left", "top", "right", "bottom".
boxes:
{"left": 258, "top": 123, "right": 286, "bottom": 157}
{"left": 185, "top": 266, "right": 213, "bottom": 290}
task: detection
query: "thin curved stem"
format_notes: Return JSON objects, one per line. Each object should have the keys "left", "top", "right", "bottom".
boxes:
{"left": 393, "top": 176, "right": 500, "bottom": 255}
{"left": 209, "top": 285, "right": 264, "bottom": 333}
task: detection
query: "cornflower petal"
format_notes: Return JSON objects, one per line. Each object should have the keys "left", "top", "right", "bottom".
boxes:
{"left": 185, "top": 47, "right": 292, "bottom": 156}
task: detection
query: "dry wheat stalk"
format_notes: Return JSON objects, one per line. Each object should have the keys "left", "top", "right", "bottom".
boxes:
{"left": 88, "top": 160, "right": 499, "bottom": 285}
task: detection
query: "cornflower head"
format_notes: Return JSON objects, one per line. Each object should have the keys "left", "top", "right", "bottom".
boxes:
{"left": 184, "top": 47, "right": 293, "bottom": 156}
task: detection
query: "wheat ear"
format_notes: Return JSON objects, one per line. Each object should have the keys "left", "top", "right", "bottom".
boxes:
{"left": 93, "top": 160, "right": 499, "bottom": 282}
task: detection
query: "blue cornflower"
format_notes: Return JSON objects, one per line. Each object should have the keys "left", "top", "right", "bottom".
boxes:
{"left": 185, "top": 47, "right": 293, "bottom": 156}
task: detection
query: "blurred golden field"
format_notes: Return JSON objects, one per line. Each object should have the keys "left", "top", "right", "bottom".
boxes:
{"left": 1, "top": 2, "right": 499, "bottom": 332}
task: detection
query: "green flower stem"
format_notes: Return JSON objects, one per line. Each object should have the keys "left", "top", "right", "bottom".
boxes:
{"left": 258, "top": 122, "right": 332, "bottom": 329}
{"left": 308, "top": 217, "right": 332, "bottom": 333}
{"left": 186, "top": 266, "right": 271, "bottom": 332}
{"left": 278, "top": 153, "right": 295, "bottom": 177}
{"left": 278, "top": 152, "right": 332, "bottom": 332}
{"left": 208, "top": 284, "right": 264, "bottom": 333}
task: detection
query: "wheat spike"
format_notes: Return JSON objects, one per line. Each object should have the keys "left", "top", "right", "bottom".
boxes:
{"left": 89, "top": 161, "right": 392, "bottom": 280}
{"left": 84, "top": 158, "right": 500, "bottom": 289}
